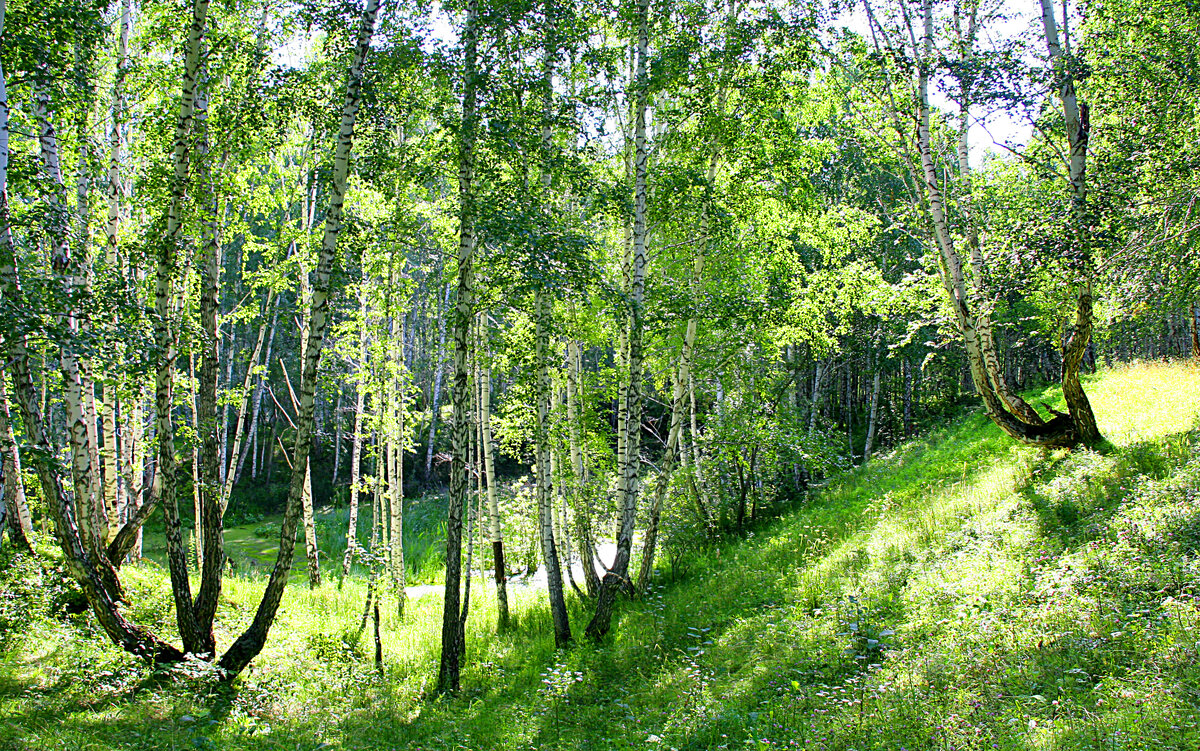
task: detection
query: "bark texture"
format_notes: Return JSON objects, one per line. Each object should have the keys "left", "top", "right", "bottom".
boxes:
{"left": 586, "top": 0, "right": 650, "bottom": 642}
{"left": 439, "top": 0, "right": 479, "bottom": 693}
{"left": 219, "top": 0, "right": 381, "bottom": 675}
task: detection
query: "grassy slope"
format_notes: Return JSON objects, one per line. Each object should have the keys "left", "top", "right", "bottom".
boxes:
{"left": 138, "top": 492, "right": 453, "bottom": 583}
{"left": 3, "top": 362, "right": 1200, "bottom": 750}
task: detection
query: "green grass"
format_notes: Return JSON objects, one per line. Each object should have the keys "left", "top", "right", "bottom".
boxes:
{"left": 139, "top": 491, "right": 454, "bottom": 584}
{"left": 3, "top": 361, "right": 1200, "bottom": 750}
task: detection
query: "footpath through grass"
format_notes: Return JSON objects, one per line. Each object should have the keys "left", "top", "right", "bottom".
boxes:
{"left": 3, "top": 361, "right": 1200, "bottom": 750}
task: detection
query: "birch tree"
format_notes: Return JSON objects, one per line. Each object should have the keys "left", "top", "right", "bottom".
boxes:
{"left": 439, "top": 0, "right": 480, "bottom": 694}
{"left": 535, "top": 0, "right": 571, "bottom": 648}
{"left": 860, "top": 0, "right": 1101, "bottom": 447}
{"left": 586, "top": 0, "right": 651, "bottom": 642}
{"left": 219, "top": 0, "right": 382, "bottom": 674}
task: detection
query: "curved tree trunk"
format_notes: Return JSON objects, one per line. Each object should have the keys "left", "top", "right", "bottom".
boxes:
{"left": 0, "top": 2, "right": 180, "bottom": 659}
{"left": 1039, "top": 0, "right": 1102, "bottom": 445}
{"left": 587, "top": 0, "right": 650, "bottom": 642}
{"left": 901, "top": 0, "right": 1081, "bottom": 447}
{"left": 636, "top": 91, "right": 720, "bottom": 591}
{"left": 35, "top": 72, "right": 111, "bottom": 593}
{"left": 218, "top": 0, "right": 381, "bottom": 676}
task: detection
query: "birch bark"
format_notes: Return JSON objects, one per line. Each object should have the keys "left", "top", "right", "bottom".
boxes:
{"left": 439, "top": 0, "right": 479, "bottom": 692}
{"left": 1039, "top": 0, "right": 1101, "bottom": 444}
{"left": 193, "top": 69, "right": 226, "bottom": 635}
{"left": 344, "top": 285, "right": 370, "bottom": 575}
{"left": 535, "top": 2, "right": 571, "bottom": 647}
{"left": 219, "top": 0, "right": 381, "bottom": 675}
{"left": 565, "top": 334, "right": 600, "bottom": 597}
{"left": 0, "top": 0, "right": 182, "bottom": 662}
{"left": 0, "top": 377, "right": 32, "bottom": 551}
{"left": 479, "top": 313, "right": 509, "bottom": 627}
{"left": 586, "top": 0, "right": 650, "bottom": 641}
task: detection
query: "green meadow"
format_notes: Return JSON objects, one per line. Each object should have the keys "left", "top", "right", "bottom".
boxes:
{"left": 4, "top": 361, "right": 1200, "bottom": 750}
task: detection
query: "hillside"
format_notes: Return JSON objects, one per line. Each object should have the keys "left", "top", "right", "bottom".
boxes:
{"left": 3, "top": 361, "right": 1200, "bottom": 750}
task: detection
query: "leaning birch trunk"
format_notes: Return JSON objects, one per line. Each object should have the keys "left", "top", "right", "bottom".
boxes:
{"left": 99, "top": 0, "right": 132, "bottom": 541}
{"left": 947, "top": 7, "right": 1043, "bottom": 427}
{"left": 479, "top": 313, "right": 509, "bottom": 628}
{"left": 344, "top": 285, "right": 370, "bottom": 575}
{"left": 235, "top": 302, "right": 278, "bottom": 485}
{"left": 906, "top": 0, "right": 1075, "bottom": 447}
{"left": 439, "top": 0, "right": 478, "bottom": 693}
{"left": 1, "top": 333, "right": 183, "bottom": 660}
{"left": 0, "top": 377, "right": 32, "bottom": 551}
{"left": 219, "top": 326, "right": 235, "bottom": 488}
{"left": 221, "top": 290, "right": 274, "bottom": 510}
{"left": 637, "top": 114, "right": 717, "bottom": 591}
{"left": 587, "top": 0, "right": 650, "bottom": 642}
{"left": 115, "top": 389, "right": 147, "bottom": 563}
{"left": 1039, "top": 0, "right": 1102, "bottom": 445}
{"left": 218, "top": 0, "right": 381, "bottom": 675}
{"left": 535, "top": 6, "right": 571, "bottom": 648}
{"left": 34, "top": 75, "right": 106, "bottom": 575}
{"left": 296, "top": 173, "right": 322, "bottom": 589}
{"left": 192, "top": 71, "right": 227, "bottom": 634}
{"left": 637, "top": 362, "right": 687, "bottom": 592}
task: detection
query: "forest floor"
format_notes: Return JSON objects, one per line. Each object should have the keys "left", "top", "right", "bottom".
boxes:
{"left": 3, "top": 361, "right": 1200, "bottom": 750}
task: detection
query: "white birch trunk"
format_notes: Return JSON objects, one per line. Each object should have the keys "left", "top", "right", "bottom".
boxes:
{"left": 219, "top": 0, "right": 381, "bottom": 675}
{"left": 479, "top": 313, "right": 509, "bottom": 627}
{"left": 587, "top": 0, "right": 650, "bottom": 642}
{"left": 439, "top": 0, "right": 478, "bottom": 693}
{"left": 343, "top": 286, "right": 370, "bottom": 575}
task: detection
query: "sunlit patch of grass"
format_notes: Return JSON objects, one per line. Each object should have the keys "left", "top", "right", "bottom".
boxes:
{"left": 1088, "top": 360, "right": 1200, "bottom": 445}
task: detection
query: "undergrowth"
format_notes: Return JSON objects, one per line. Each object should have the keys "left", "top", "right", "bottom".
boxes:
{"left": 2, "top": 361, "right": 1199, "bottom": 750}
